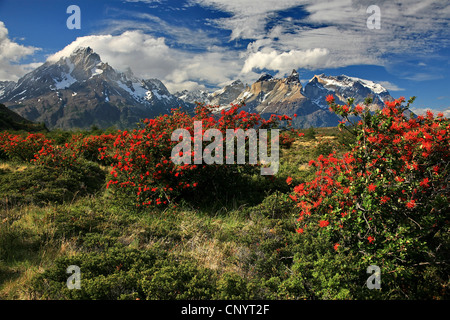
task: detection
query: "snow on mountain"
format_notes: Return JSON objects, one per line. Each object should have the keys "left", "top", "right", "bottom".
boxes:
{"left": 175, "top": 70, "right": 393, "bottom": 128}
{"left": 175, "top": 79, "right": 245, "bottom": 108}
{"left": 0, "top": 45, "right": 394, "bottom": 129}
{"left": 174, "top": 89, "right": 210, "bottom": 104}
{"left": 0, "top": 47, "right": 190, "bottom": 129}
{"left": 302, "top": 74, "right": 393, "bottom": 111}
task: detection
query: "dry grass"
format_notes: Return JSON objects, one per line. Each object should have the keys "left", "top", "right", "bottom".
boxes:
{"left": 0, "top": 265, "right": 44, "bottom": 299}
{"left": 0, "top": 162, "right": 29, "bottom": 172}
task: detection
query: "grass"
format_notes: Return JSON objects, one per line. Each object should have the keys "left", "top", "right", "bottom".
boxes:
{"left": 0, "top": 127, "right": 353, "bottom": 299}
{"left": 2, "top": 126, "right": 447, "bottom": 300}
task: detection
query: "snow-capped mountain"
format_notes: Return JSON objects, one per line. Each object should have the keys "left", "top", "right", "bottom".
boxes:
{"left": 0, "top": 47, "right": 190, "bottom": 129}
{"left": 208, "top": 80, "right": 245, "bottom": 106}
{"left": 176, "top": 70, "right": 394, "bottom": 127}
{"left": 0, "top": 46, "right": 395, "bottom": 129}
{"left": 0, "top": 81, "right": 14, "bottom": 98}
{"left": 230, "top": 70, "right": 341, "bottom": 127}
{"left": 303, "top": 74, "right": 393, "bottom": 111}
{"left": 174, "top": 79, "right": 245, "bottom": 107}
{"left": 174, "top": 89, "right": 210, "bottom": 105}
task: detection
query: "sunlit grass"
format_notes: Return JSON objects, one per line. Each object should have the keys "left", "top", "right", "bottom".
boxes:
{"left": 0, "top": 127, "right": 351, "bottom": 299}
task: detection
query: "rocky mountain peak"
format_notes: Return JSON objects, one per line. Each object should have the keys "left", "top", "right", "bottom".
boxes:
{"left": 0, "top": 47, "right": 191, "bottom": 130}
{"left": 285, "top": 69, "right": 300, "bottom": 84}
{"left": 303, "top": 73, "right": 393, "bottom": 111}
{"left": 67, "top": 46, "right": 101, "bottom": 68}
{"left": 0, "top": 44, "right": 395, "bottom": 130}
{"left": 256, "top": 73, "right": 274, "bottom": 82}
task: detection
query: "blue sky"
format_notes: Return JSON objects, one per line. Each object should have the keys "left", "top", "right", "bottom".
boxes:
{"left": 0, "top": 0, "right": 449, "bottom": 114}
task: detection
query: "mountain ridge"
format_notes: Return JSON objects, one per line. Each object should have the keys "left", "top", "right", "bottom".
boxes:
{"left": 0, "top": 47, "right": 191, "bottom": 130}
{"left": 0, "top": 47, "right": 394, "bottom": 129}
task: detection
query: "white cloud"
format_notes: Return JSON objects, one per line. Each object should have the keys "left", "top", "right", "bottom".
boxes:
{"left": 0, "top": 21, "right": 41, "bottom": 81}
{"left": 191, "top": 0, "right": 450, "bottom": 79}
{"left": 99, "top": 11, "right": 221, "bottom": 50}
{"left": 47, "top": 31, "right": 178, "bottom": 80}
{"left": 47, "top": 30, "right": 245, "bottom": 93}
{"left": 241, "top": 48, "right": 330, "bottom": 74}
{"left": 411, "top": 107, "right": 450, "bottom": 118}
{"left": 378, "top": 81, "right": 405, "bottom": 92}
{"left": 191, "top": 0, "right": 302, "bottom": 37}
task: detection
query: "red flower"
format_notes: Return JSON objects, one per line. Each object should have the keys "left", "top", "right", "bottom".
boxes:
{"left": 367, "top": 236, "right": 375, "bottom": 244}
{"left": 354, "top": 104, "right": 364, "bottom": 113}
{"left": 286, "top": 176, "right": 293, "bottom": 185}
{"left": 406, "top": 199, "right": 416, "bottom": 209}
{"left": 419, "top": 178, "right": 430, "bottom": 188}
{"left": 368, "top": 183, "right": 376, "bottom": 192}
{"left": 319, "top": 220, "right": 329, "bottom": 228}
{"left": 333, "top": 243, "right": 340, "bottom": 251}
{"left": 325, "top": 95, "right": 335, "bottom": 103}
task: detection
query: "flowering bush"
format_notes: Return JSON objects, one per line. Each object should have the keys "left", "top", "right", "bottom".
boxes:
{"left": 279, "top": 131, "right": 296, "bottom": 149}
{"left": 106, "top": 104, "right": 291, "bottom": 208}
{"left": 288, "top": 95, "right": 449, "bottom": 297}
{"left": 0, "top": 132, "right": 53, "bottom": 162}
{"left": 71, "top": 133, "right": 118, "bottom": 165}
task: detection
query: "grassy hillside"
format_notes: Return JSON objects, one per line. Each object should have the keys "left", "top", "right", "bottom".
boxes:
{"left": 0, "top": 103, "right": 48, "bottom": 132}
{"left": 0, "top": 101, "right": 448, "bottom": 300}
{"left": 0, "top": 127, "right": 361, "bottom": 300}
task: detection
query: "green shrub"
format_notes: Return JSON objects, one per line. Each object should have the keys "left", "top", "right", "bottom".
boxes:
{"left": 278, "top": 232, "right": 367, "bottom": 299}
{"left": 304, "top": 127, "right": 316, "bottom": 140}
{"left": 29, "top": 246, "right": 217, "bottom": 300}
{"left": 0, "top": 159, "right": 106, "bottom": 208}
{"left": 213, "top": 272, "right": 249, "bottom": 299}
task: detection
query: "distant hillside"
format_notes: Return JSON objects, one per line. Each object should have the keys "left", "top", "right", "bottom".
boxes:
{"left": 0, "top": 103, "right": 47, "bottom": 132}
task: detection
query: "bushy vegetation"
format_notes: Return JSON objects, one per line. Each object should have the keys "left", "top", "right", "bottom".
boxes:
{"left": 0, "top": 100, "right": 448, "bottom": 300}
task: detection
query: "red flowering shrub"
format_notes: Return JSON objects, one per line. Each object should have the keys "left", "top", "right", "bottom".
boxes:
{"left": 106, "top": 104, "right": 290, "bottom": 207}
{"left": 0, "top": 132, "right": 53, "bottom": 162}
{"left": 288, "top": 96, "right": 449, "bottom": 297}
{"left": 31, "top": 141, "right": 79, "bottom": 169}
{"left": 279, "top": 131, "right": 296, "bottom": 149}
{"left": 70, "top": 133, "right": 118, "bottom": 165}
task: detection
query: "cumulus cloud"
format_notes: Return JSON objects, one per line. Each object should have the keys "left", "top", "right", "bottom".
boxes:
{"left": 0, "top": 21, "right": 41, "bottom": 81}
{"left": 47, "top": 31, "right": 178, "bottom": 80}
{"left": 241, "top": 48, "right": 330, "bottom": 74}
{"left": 47, "top": 30, "right": 243, "bottom": 93}
{"left": 190, "top": 0, "right": 450, "bottom": 79}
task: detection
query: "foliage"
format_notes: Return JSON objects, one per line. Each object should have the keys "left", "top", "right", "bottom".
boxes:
{"left": 287, "top": 95, "right": 449, "bottom": 298}
{"left": 29, "top": 246, "right": 217, "bottom": 300}
{"left": 0, "top": 132, "right": 53, "bottom": 162}
{"left": 0, "top": 159, "right": 105, "bottom": 207}
{"left": 1, "top": 97, "right": 448, "bottom": 300}
{"left": 106, "top": 104, "right": 291, "bottom": 208}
